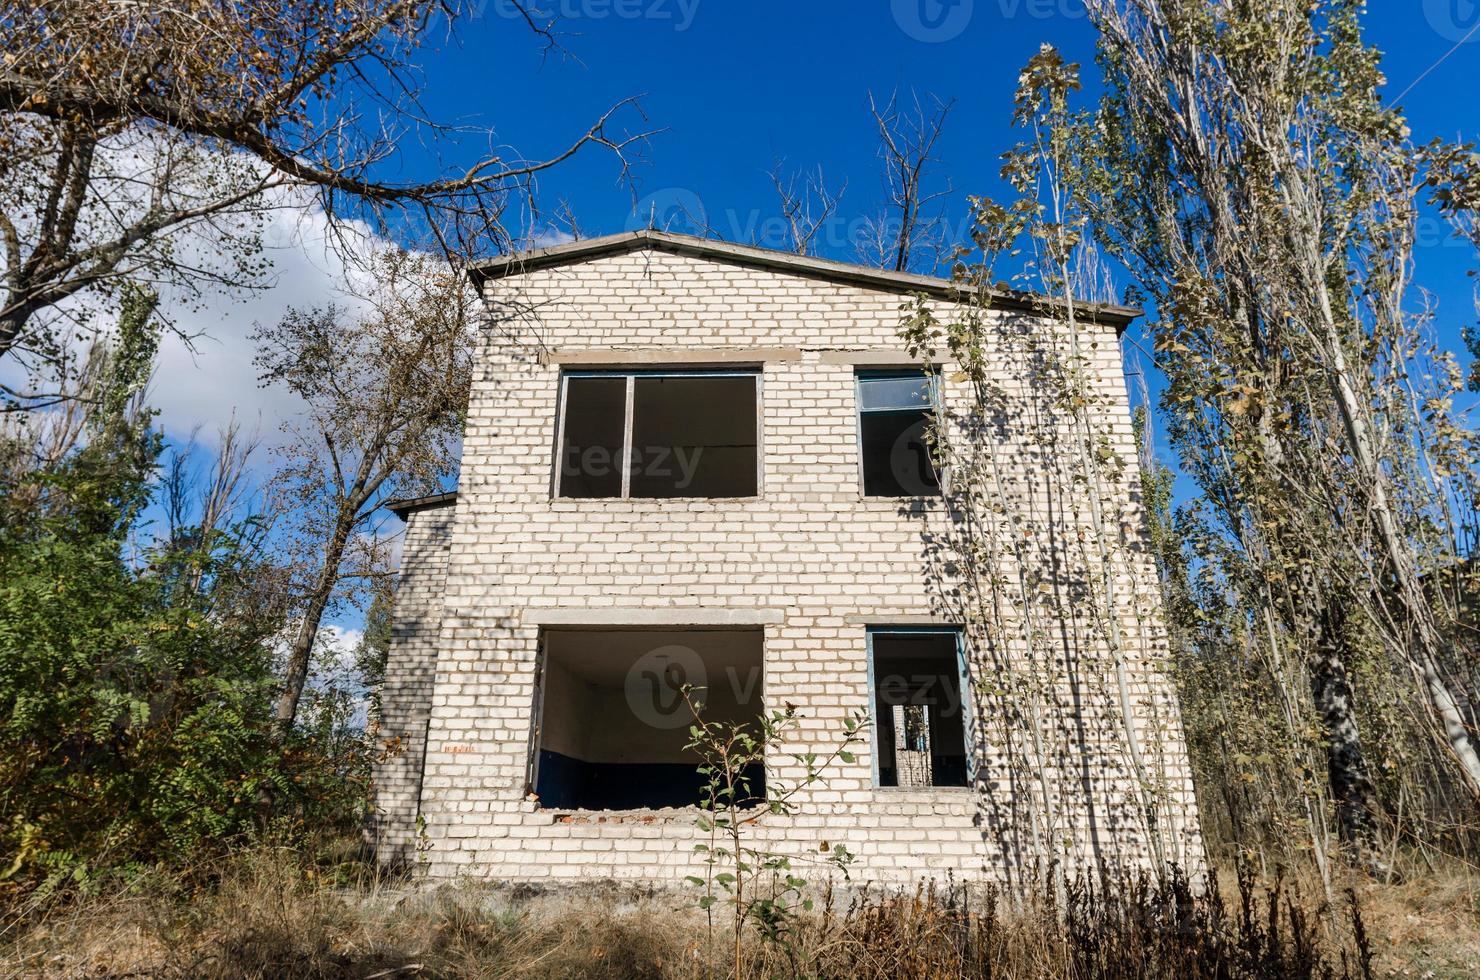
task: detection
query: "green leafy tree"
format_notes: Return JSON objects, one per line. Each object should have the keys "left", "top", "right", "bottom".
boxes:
{"left": 1076, "top": 0, "right": 1480, "bottom": 872}
{"left": 0, "top": 291, "right": 363, "bottom": 896}
{"left": 0, "top": 0, "right": 648, "bottom": 386}
{"left": 255, "top": 247, "right": 473, "bottom": 733}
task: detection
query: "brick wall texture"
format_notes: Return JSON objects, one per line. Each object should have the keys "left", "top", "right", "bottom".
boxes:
{"left": 369, "top": 242, "right": 1205, "bottom": 883}
{"left": 366, "top": 501, "right": 455, "bottom": 865}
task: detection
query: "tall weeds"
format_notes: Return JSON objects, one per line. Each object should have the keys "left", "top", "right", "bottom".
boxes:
{"left": 5, "top": 842, "right": 1437, "bottom": 979}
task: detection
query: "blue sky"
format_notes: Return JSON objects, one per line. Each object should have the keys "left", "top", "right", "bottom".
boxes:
{"left": 404, "top": 2, "right": 1478, "bottom": 284}
{"left": 398, "top": 1, "right": 1480, "bottom": 402}
{"left": 119, "top": 2, "right": 1480, "bottom": 640}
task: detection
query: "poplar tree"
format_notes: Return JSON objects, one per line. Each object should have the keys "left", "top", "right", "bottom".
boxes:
{"left": 1080, "top": 0, "right": 1480, "bottom": 867}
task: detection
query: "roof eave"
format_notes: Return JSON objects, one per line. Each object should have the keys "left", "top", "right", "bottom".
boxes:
{"left": 468, "top": 230, "right": 1142, "bottom": 332}
{"left": 385, "top": 491, "right": 459, "bottom": 521}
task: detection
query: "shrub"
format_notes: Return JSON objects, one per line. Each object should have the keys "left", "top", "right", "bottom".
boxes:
{"left": 0, "top": 293, "right": 371, "bottom": 902}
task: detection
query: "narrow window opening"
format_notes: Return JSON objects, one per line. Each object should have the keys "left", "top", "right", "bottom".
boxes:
{"left": 857, "top": 371, "right": 940, "bottom": 497}
{"left": 871, "top": 630, "right": 968, "bottom": 788}
{"left": 556, "top": 371, "right": 758, "bottom": 498}
{"left": 558, "top": 376, "right": 627, "bottom": 498}
{"left": 533, "top": 628, "right": 766, "bottom": 810}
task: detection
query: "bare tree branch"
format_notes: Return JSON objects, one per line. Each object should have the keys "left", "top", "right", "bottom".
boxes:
{"left": 863, "top": 89, "right": 956, "bottom": 273}
{"left": 0, "top": 0, "right": 654, "bottom": 381}
{"left": 767, "top": 161, "right": 846, "bottom": 257}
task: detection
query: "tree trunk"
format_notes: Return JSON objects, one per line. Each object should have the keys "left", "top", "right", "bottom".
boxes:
{"left": 1307, "top": 276, "right": 1480, "bottom": 801}
{"left": 0, "top": 302, "right": 35, "bottom": 361}
{"left": 1308, "top": 603, "right": 1382, "bottom": 861}
{"left": 274, "top": 507, "right": 358, "bottom": 732}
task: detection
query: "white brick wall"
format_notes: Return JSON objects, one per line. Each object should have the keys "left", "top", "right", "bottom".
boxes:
{"left": 366, "top": 501, "right": 454, "bottom": 865}
{"left": 370, "top": 243, "right": 1204, "bottom": 883}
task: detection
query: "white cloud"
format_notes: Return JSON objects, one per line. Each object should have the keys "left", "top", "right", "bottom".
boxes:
{"left": 316, "top": 624, "right": 374, "bottom": 730}
{"left": 148, "top": 194, "right": 386, "bottom": 450}
{"left": 529, "top": 225, "right": 577, "bottom": 249}
{"left": 317, "top": 624, "right": 367, "bottom": 678}
{"left": 0, "top": 131, "right": 392, "bottom": 450}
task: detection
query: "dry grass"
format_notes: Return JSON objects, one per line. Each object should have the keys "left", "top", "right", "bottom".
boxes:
{"left": 1, "top": 852, "right": 693, "bottom": 979}
{"left": 2, "top": 846, "right": 1476, "bottom": 979}
{"left": 1343, "top": 859, "right": 1480, "bottom": 978}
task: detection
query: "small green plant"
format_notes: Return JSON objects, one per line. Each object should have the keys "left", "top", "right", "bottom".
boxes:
{"left": 680, "top": 685, "right": 866, "bottom": 977}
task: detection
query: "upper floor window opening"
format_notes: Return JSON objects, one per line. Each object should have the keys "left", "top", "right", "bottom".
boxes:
{"left": 857, "top": 370, "right": 941, "bottom": 497}
{"left": 556, "top": 370, "right": 760, "bottom": 499}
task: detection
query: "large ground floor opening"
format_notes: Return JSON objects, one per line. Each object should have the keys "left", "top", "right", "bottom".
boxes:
{"left": 533, "top": 628, "right": 765, "bottom": 810}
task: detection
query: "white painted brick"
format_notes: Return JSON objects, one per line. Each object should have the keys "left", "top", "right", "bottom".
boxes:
{"left": 370, "top": 244, "right": 1205, "bottom": 884}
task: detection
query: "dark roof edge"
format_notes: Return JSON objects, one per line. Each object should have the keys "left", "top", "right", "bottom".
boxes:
{"left": 385, "top": 491, "right": 458, "bottom": 521}
{"left": 468, "top": 230, "right": 1142, "bottom": 332}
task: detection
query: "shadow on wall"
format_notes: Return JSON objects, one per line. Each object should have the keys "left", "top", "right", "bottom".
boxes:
{"left": 903, "top": 311, "right": 1185, "bottom": 883}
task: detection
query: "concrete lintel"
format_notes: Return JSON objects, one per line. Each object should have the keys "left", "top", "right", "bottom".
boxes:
{"left": 527, "top": 607, "right": 787, "bottom": 627}
{"left": 541, "top": 347, "right": 802, "bottom": 367}
{"left": 843, "top": 613, "right": 960, "bottom": 627}
{"left": 385, "top": 490, "right": 459, "bottom": 520}
{"left": 818, "top": 350, "right": 944, "bottom": 366}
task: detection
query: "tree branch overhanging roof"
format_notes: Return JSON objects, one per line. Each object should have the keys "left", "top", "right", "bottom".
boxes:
{"left": 468, "top": 230, "right": 1143, "bottom": 332}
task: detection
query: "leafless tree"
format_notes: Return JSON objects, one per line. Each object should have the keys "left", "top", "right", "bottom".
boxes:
{"left": 161, "top": 420, "right": 262, "bottom": 593}
{"left": 0, "top": 0, "right": 650, "bottom": 387}
{"left": 1, "top": 341, "right": 106, "bottom": 478}
{"left": 255, "top": 247, "right": 473, "bottom": 731}
{"left": 766, "top": 162, "right": 846, "bottom": 256}
{"left": 860, "top": 90, "right": 956, "bottom": 274}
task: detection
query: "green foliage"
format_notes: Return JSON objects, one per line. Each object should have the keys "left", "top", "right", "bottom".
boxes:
{"left": 1464, "top": 325, "right": 1480, "bottom": 394}
{"left": 355, "top": 585, "right": 395, "bottom": 722}
{"left": 681, "top": 687, "right": 864, "bottom": 975}
{"left": 0, "top": 518, "right": 277, "bottom": 887}
{"left": 1082, "top": 0, "right": 1480, "bottom": 865}
{"left": 900, "top": 45, "right": 1194, "bottom": 886}
{"left": 0, "top": 292, "right": 369, "bottom": 899}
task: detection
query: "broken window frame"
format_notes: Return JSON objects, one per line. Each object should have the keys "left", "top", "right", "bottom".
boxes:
{"left": 854, "top": 369, "right": 943, "bottom": 498}
{"left": 553, "top": 368, "right": 763, "bottom": 500}
{"left": 865, "top": 626, "right": 973, "bottom": 791}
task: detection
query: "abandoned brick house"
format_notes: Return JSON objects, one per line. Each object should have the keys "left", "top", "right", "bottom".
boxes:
{"left": 368, "top": 230, "right": 1204, "bottom": 882}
